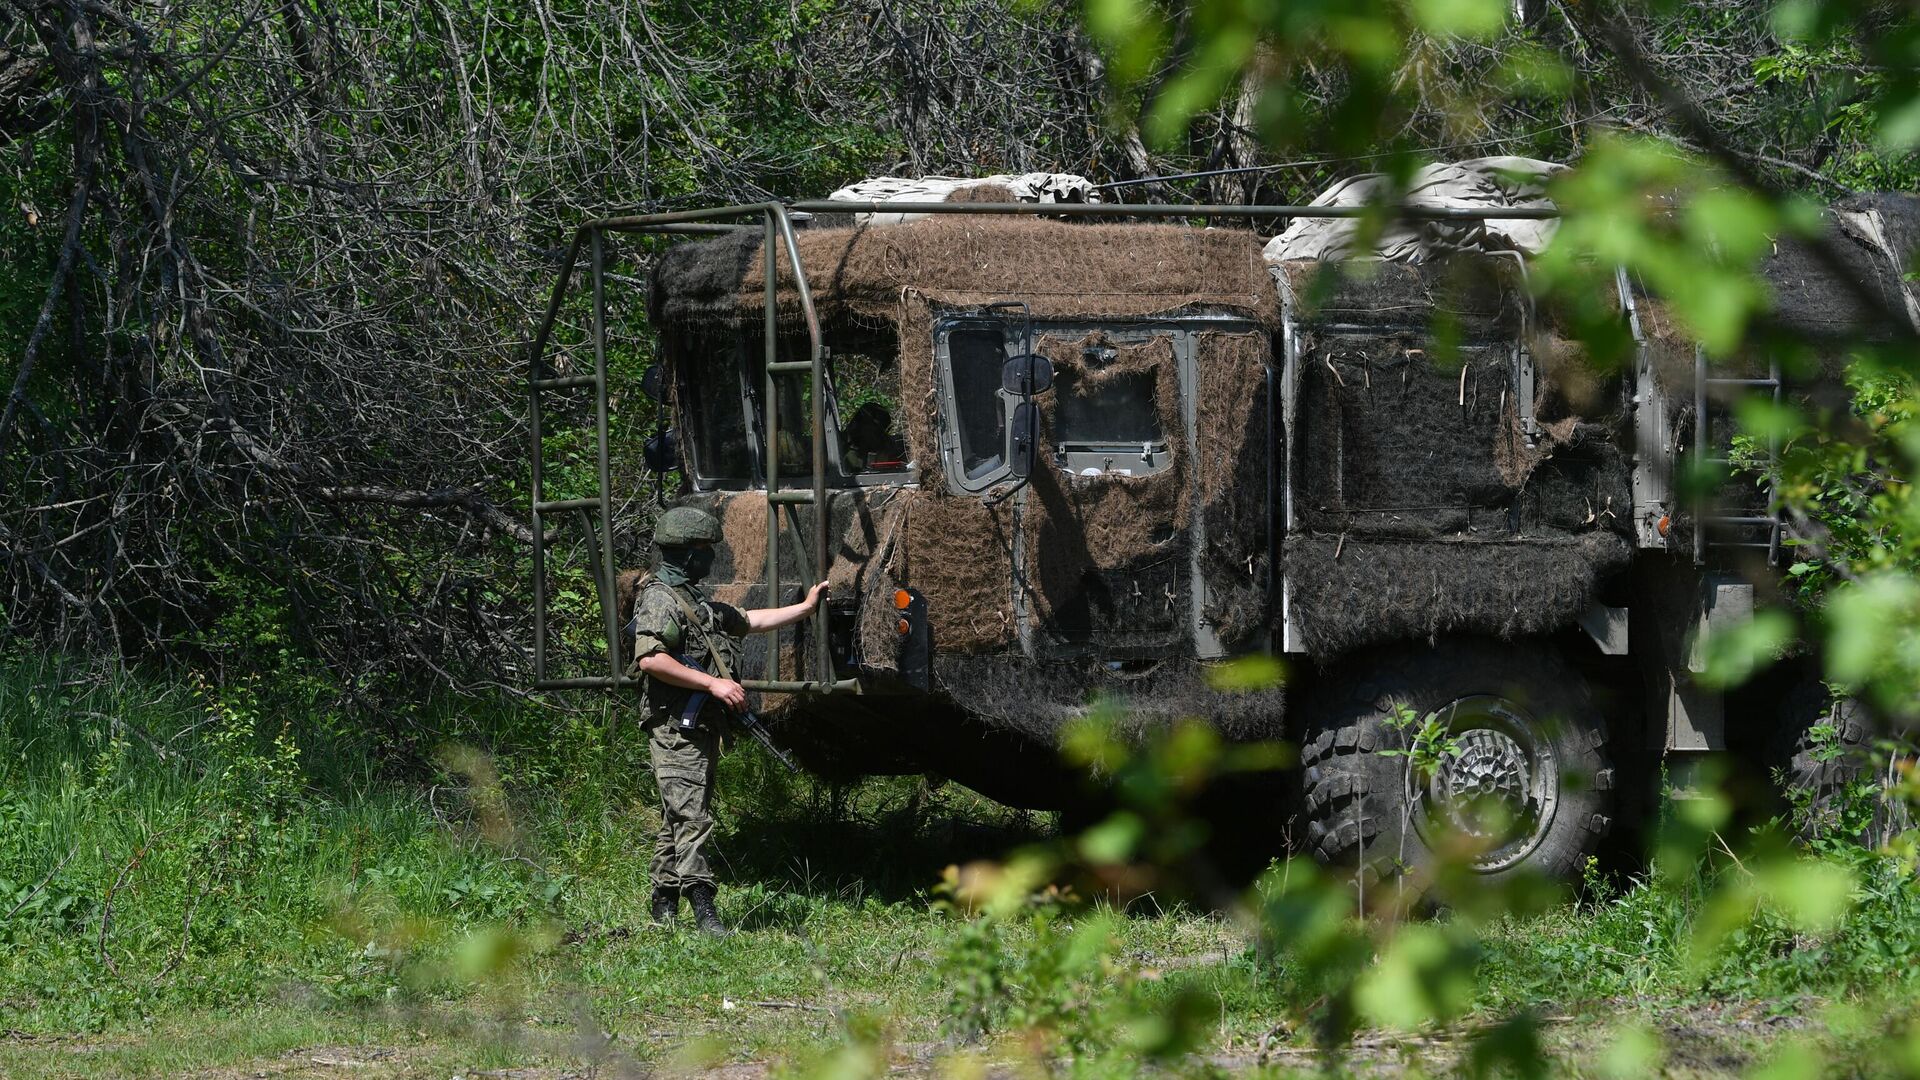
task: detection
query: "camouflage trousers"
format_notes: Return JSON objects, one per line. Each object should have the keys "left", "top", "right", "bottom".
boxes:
{"left": 647, "top": 717, "right": 720, "bottom": 890}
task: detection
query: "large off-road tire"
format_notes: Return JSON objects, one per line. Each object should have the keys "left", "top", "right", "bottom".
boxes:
{"left": 1770, "top": 684, "right": 1889, "bottom": 845}
{"left": 1298, "top": 639, "right": 1614, "bottom": 892}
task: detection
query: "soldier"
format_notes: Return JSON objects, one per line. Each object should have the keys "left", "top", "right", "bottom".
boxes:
{"left": 840, "top": 402, "right": 907, "bottom": 473}
{"left": 628, "top": 506, "right": 827, "bottom": 936}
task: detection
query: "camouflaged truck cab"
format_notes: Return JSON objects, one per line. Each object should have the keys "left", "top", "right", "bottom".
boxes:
{"left": 531, "top": 196, "right": 1920, "bottom": 891}
{"left": 639, "top": 217, "right": 1286, "bottom": 809}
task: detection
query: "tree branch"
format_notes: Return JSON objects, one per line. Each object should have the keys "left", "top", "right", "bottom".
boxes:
{"left": 0, "top": 83, "right": 94, "bottom": 451}
{"left": 313, "top": 484, "right": 542, "bottom": 545}
{"left": 1596, "top": 17, "right": 1919, "bottom": 344}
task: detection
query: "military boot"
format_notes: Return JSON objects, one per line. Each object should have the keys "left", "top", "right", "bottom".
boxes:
{"left": 684, "top": 882, "right": 730, "bottom": 938}
{"left": 648, "top": 886, "right": 679, "bottom": 927}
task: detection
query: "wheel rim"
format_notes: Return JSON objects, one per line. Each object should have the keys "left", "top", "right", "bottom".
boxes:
{"left": 1407, "top": 695, "right": 1561, "bottom": 873}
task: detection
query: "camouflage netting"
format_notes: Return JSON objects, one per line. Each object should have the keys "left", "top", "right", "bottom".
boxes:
{"left": 691, "top": 479, "right": 1019, "bottom": 677}
{"left": 1282, "top": 533, "right": 1633, "bottom": 657}
{"left": 1277, "top": 253, "right": 1637, "bottom": 657}
{"left": 649, "top": 217, "right": 1275, "bottom": 330}
{"left": 930, "top": 655, "right": 1287, "bottom": 744}
{"left": 1629, "top": 293, "right": 1769, "bottom": 396}
{"left": 1272, "top": 258, "right": 1527, "bottom": 337}
{"left": 1762, "top": 193, "right": 1920, "bottom": 341}
{"left": 1194, "top": 331, "right": 1274, "bottom": 649}
{"left": 892, "top": 491, "right": 1018, "bottom": 652}
{"left": 942, "top": 183, "right": 1019, "bottom": 204}
{"left": 1295, "top": 336, "right": 1520, "bottom": 539}
{"left": 1615, "top": 193, "right": 1920, "bottom": 397}
{"left": 1022, "top": 332, "right": 1189, "bottom": 652}
{"left": 652, "top": 217, "right": 1274, "bottom": 492}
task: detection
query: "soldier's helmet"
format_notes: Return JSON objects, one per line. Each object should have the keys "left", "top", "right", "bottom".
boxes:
{"left": 654, "top": 506, "right": 722, "bottom": 547}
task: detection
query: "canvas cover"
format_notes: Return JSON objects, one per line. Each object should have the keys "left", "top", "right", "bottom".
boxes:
{"left": 1263, "top": 156, "right": 1564, "bottom": 264}
{"left": 826, "top": 173, "right": 1100, "bottom": 224}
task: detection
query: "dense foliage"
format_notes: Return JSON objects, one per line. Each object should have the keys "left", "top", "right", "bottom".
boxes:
{"left": 5, "top": 0, "right": 1917, "bottom": 719}
{"left": 0, "top": 0, "right": 1133, "bottom": 712}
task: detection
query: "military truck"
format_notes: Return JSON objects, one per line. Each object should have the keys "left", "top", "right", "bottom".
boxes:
{"left": 525, "top": 193, "right": 1919, "bottom": 887}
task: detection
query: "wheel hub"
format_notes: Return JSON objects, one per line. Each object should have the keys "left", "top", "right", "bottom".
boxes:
{"left": 1410, "top": 696, "right": 1560, "bottom": 873}
{"left": 1432, "top": 728, "right": 1531, "bottom": 839}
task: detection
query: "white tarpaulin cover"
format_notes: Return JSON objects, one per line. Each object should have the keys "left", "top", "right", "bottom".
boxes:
{"left": 827, "top": 173, "right": 1100, "bottom": 224}
{"left": 1263, "top": 156, "right": 1565, "bottom": 264}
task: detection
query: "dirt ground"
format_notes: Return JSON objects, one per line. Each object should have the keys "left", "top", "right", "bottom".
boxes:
{"left": 3, "top": 999, "right": 1808, "bottom": 1079}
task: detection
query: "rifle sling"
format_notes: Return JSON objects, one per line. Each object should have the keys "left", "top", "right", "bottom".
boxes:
{"left": 648, "top": 579, "right": 735, "bottom": 683}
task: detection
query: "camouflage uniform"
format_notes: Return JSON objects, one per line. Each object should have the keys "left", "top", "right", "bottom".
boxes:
{"left": 629, "top": 577, "right": 748, "bottom": 892}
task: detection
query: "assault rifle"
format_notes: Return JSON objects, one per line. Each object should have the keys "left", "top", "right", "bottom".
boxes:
{"left": 672, "top": 653, "right": 800, "bottom": 774}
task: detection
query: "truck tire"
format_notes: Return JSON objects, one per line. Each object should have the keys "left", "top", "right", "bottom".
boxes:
{"left": 1771, "top": 685, "right": 1884, "bottom": 845}
{"left": 1298, "top": 638, "right": 1614, "bottom": 892}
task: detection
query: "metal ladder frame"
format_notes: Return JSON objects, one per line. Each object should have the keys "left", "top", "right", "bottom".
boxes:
{"left": 524, "top": 199, "right": 1562, "bottom": 693}
{"left": 1693, "top": 343, "right": 1784, "bottom": 566}
{"left": 526, "top": 204, "right": 844, "bottom": 693}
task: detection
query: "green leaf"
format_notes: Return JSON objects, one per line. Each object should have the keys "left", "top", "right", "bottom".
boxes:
{"left": 1734, "top": 395, "right": 1809, "bottom": 445}
{"left": 455, "top": 926, "right": 533, "bottom": 981}
{"left": 1494, "top": 46, "right": 1575, "bottom": 97}
{"left": 1204, "top": 653, "right": 1288, "bottom": 692}
{"left": 1061, "top": 711, "right": 1128, "bottom": 772}
{"left": 1598, "top": 1023, "right": 1664, "bottom": 1080}
{"left": 1083, "top": 0, "right": 1170, "bottom": 88}
{"left": 1668, "top": 271, "right": 1767, "bottom": 357}
{"left": 1770, "top": 0, "right": 1820, "bottom": 41}
{"left": 1755, "top": 858, "right": 1856, "bottom": 932}
{"left": 1686, "top": 189, "right": 1778, "bottom": 264}
{"left": 1077, "top": 811, "right": 1145, "bottom": 864}
{"left": 1826, "top": 572, "right": 1920, "bottom": 687}
{"left": 1878, "top": 93, "right": 1920, "bottom": 153}
{"left": 1410, "top": 0, "right": 1507, "bottom": 39}
{"left": 1063, "top": 912, "right": 1118, "bottom": 969}
{"left": 1355, "top": 925, "right": 1477, "bottom": 1031}
{"left": 1747, "top": 1040, "right": 1824, "bottom": 1080}
{"left": 1698, "top": 609, "right": 1795, "bottom": 689}
{"left": 1144, "top": 32, "right": 1254, "bottom": 148}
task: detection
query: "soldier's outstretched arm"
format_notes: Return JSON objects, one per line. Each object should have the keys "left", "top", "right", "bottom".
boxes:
{"left": 635, "top": 653, "right": 747, "bottom": 713}
{"left": 745, "top": 580, "right": 828, "bottom": 632}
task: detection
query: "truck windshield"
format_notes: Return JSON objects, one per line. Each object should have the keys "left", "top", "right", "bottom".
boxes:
{"left": 946, "top": 326, "right": 1007, "bottom": 481}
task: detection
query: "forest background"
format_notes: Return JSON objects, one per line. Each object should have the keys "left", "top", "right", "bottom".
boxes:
{"left": 5, "top": 0, "right": 1920, "bottom": 1075}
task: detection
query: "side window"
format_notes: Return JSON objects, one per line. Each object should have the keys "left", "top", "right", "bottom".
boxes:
{"left": 826, "top": 326, "right": 911, "bottom": 479}
{"left": 680, "top": 322, "right": 912, "bottom": 489}
{"left": 679, "top": 334, "right": 755, "bottom": 483}
{"left": 1051, "top": 367, "right": 1170, "bottom": 475}
{"left": 935, "top": 321, "right": 1012, "bottom": 489}
{"left": 747, "top": 346, "right": 816, "bottom": 478}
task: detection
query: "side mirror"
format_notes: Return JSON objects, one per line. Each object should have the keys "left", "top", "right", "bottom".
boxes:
{"left": 1001, "top": 354, "right": 1053, "bottom": 397}
{"left": 640, "top": 364, "right": 667, "bottom": 402}
{"left": 1007, "top": 402, "right": 1038, "bottom": 480}
{"left": 643, "top": 428, "right": 679, "bottom": 472}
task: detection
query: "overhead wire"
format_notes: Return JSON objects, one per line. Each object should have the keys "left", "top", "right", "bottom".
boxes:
{"left": 1095, "top": 111, "right": 1618, "bottom": 191}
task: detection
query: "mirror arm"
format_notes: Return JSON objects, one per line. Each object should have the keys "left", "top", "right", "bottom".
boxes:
{"left": 983, "top": 473, "right": 1029, "bottom": 508}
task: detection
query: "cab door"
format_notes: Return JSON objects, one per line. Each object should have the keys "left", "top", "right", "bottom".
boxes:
{"left": 1014, "top": 321, "right": 1189, "bottom": 660}
{"left": 931, "top": 311, "right": 1274, "bottom": 663}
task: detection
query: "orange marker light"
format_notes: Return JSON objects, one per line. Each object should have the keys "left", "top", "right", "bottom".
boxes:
{"left": 894, "top": 589, "right": 912, "bottom": 610}
{"left": 1657, "top": 515, "right": 1672, "bottom": 537}
{"left": 897, "top": 618, "right": 912, "bottom": 635}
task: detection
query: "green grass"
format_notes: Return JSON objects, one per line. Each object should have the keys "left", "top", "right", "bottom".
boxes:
{"left": 3, "top": 657, "right": 1919, "bottom": 1077}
